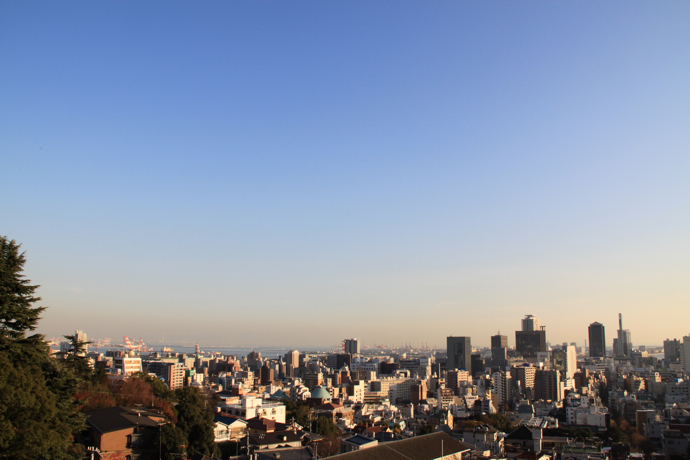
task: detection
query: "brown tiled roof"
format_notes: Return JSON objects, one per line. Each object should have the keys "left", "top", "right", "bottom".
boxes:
{"left": 330, "top": 432, "right": 472, "bottom": 460}
{"left": 86, "top": 406, "right": 163, "bottom": 433}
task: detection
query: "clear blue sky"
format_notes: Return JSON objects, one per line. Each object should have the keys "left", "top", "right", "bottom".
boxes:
{"left": 2, "top": 2, "right": 689, "bottom": 348}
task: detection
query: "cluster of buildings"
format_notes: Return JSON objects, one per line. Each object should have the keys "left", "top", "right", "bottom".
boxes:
{"left": 67, "top": 316, "right": 690, "bottom": 460}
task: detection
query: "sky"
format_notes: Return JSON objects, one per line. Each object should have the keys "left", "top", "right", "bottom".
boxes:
{"left": 2, "top": 2, "right": 689, "bottom": 349}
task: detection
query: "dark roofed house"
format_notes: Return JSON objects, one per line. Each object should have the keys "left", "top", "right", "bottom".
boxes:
{"left": 341, "top": 434, "right": 378, "bottom": 453}
{"left": 232, "top": 446, "right": 316, "bottom": 460}
{"left": 333, "top": 432, "right": 472, "bottom": 460}
{"left": 83, "top": 406, "right": 167, "bottom": 460}
{"left": 249, "top": 430, "right": 304, "bottom": 450}
{"left": 246, "top": 416, "right": 291, "bottom": 434}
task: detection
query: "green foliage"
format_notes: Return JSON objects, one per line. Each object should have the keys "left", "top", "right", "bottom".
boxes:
{"left": 419, "top": 423, "right": 436, "bottom": 435}
{"left": 174, "top": 387, "right": 219, "bottom": 457}
{"left": 468, "top": 413, "right": 514, "bottom": 433}
{"left": 57, "top": 334, "right": 94, "bottom": 378}
{"left": 0, "top": 354, "right": 82, "bottom": 459}
{"left": 282, "top": 398, "right": 312, "bottom": 428}
{"left": 217, "top": 441, "right": 242, "bottom": 458}
{"left": 152, "top": 423, "right": 187, "bottom": 460}
{"left": 315, "top": 416, "right": 341, "bottom": 437}
{"left": 545, "top": 427, "right": 595, "bottom": 441}
{"left": 595, "top": 422, "right": 626, "bottom": 445}
{"left": 0, "top": 237, "right": 44, "bottom": 342}
{"left": 0, "top": 236, "right": 85, "bottom": 459}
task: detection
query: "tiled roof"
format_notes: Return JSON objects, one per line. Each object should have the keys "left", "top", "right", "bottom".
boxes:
{"left": 249, "top": 430, "right": 303, "bottom": 446}
{"left": 330, "top": 432, "right": 472, "bottom": 460}
{"left": 86, "top": 406, "right": 163, "bottom": 433}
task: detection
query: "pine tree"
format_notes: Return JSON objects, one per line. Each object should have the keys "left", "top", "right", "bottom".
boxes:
{"left": 174, "top": 387, "right": 218, "bottom": 457}
{"left": 0, "top": 237, "right": 45, "bottom": 351}
{"left": 0, "top": 236, "right": 85, "bottom": 459}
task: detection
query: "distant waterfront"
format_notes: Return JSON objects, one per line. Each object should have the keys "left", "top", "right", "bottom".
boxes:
{"left": 56, "top": 344, "right": 333, "bottom": 358}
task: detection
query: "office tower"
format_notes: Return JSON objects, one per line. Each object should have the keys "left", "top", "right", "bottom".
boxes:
{"left": 344, "top": 338, "right": 360, "bottom": 356}
{"left": 285, "top": 349, "right": 299, "bottom": 377}
{"left": 588, "top": 322, "right": 606, "bottom": 358}
{"left": 260, "top": 362, "right": 274, "bottom": 385}
{"left": 447, "top": 336, "right": 472, "bottom": 374}
{"left": 410, "top": 381, "right": 427, "bottom": 405}
{"left": 491, "top": 334, "right": 508, "bottom": 349}
{"left": 681, "top": 336, "right": 690, "bottom": 373}
{"left": 492, "top": 370, "right": 512, "bottom": 408}
{"left": 522, "top": 315, "right": 540, "bottom": 332}
{"left": 471, "top": 353, "right": 484, "bottom": 376}
{"left": 614, "top": 314, "right": 632, "bottom": 359}
{"left": 534, "top": 369, "right": 561, "bottom": 401}
{"left": 664, "top": 339, "right": 680, "bottom": 362}
{"left": 516, "top": 316, "right": 546, "bottom": 360}
{"left": 491, "top": 333, "right": 508, "bottom": 369}
{"left": 75, "top": 330, "right": 88, "bottom": 352}
{"left": 514, "top": 365, "right": 536, "bottom": 397}
{"left": 492, "top": 347, "right": 508, "bottom": 368}
{"left": 565, "top": 345, "right": 577, "bottom": 379}
{"left": 247, "top": 350, "right": 262, "bottom": 371}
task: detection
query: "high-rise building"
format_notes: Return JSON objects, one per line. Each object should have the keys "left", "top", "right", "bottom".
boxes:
{"left": 681, "top": 336, "right": 690, "bottom": 373}
{"left": 664, "top": 339, "right": 680, "bottom": 362}
{"left": 614, "top": 314, "right": 632, "bottom": 359}
{"left": 516, "top": 315, "right": 546, "bottom": 361}
{"left": 260, "top": 362, "right": 274, "bottom": 385}
{"left": 516, "top": 331, "right": 546, "bottom": 360}
{"left": 285, "top": 349, "right": 299, "bottom": 377}
{"left": 447, "top": 336, "right": 472, "bottom": 374}
{"left": 491, "top": 334, "right": 508, "bottom": 349}
{"left": 534, "top": 369, "right": 561, "bottom": 401}
{"left": 247, "top": 350, "right": 262, "bottom": 371}
{"left": 522, "top": 315, "right": 540, "bottom": 332}
{"left": 588, "top": 322, "right": 606, "bottom": 358}
{"left": 471, "top": 353, "right": 484, "bottom": 376}
{"left": 492, "top": 370, "right": 512, "bottom": 408}
{"left": 491, "top": 347, "right": 508, "bottom": 369}
{"left": 491, "top": 333, "right": 508, "bottom": 369}
{"left": 564, "top": 345, "right": 577, "bottom": 379}
{"left": 344, "top": 338, "right": 360, "bottom": 356}
{"left": 75, "top": 330, "right": 88, "bottom": 352}
{"left": 514, "top": 365, "right": 536, "bottom": 397}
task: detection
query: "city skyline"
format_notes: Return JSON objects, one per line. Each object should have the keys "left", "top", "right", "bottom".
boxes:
{"left": 3, "top": 2, "right": 689, "bottom": 347}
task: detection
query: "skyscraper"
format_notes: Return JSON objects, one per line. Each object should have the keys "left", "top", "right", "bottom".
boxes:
{"left": 614, "top": 313, "right": 632, "bottom": 359}
{"left": 491, "top": 333, "right": 508, "bottom": 349}
{"left": 681, "top": 336, "right": 690, "bottom": 373}
{"left": 491, "top": 333, "right": 508, "bottom": 368}
{"left": 447, "top": 336, "right": 472, "bottom": 374}
{"left": 516, "top": 315, "right": 546, "bottom": 361}
{"left": 344, "top": 338, "right": 360, "bottom": 356}
{"left": 664, "top": 339, "right": 680, "bottom": 362}
{"left": 522, "top": 315, "right": 540, "bottom": 332}
{"left": 75, "top": 330, "right": 88, "bottom": 352}
{"left": 285, "top": 349, "right": 299, "bottom": 377}
{"left": 588, "top": 322, "right": 606, "bottom": 358}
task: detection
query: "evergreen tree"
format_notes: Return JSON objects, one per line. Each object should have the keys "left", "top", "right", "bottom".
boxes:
{"left": 0, "top": 236, "right": 85, "bottom": 459}
{"left": 174, "top": 387, "right": 218, "bottom": 457}
{"left": 57, "top": 333, "right": 94, "bottom": 377}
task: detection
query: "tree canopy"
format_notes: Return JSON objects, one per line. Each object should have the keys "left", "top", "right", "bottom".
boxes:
{"left": 0, "top": 236, "right": 85, "bottom": 459}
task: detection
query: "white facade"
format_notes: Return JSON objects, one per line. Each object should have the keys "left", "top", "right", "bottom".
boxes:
{"left": 114, "top": 357, "right": 142, "bottom": 376}
{"left": 565, "top": 345, "right": 577, "bottom": 379}
{"left": 219, "top": 396, "right": 286, "bottom": 423}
